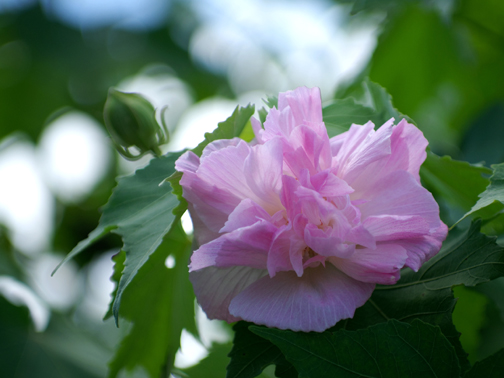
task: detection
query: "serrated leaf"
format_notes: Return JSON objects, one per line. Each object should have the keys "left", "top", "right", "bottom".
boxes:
{"left": 251, "top": 319, "right": 460, "bottom": 378}
{"left": 262, "top": 96, "right": 278, "bottom": 109}
{"left": 191, "top": 104, "right": 255, "bottom": 157}
{"left": 420, "top": 152, "right": 491, "bottom": 212}
{"left": 227, "top": 322, "right": 297, "bottom": 378}
{"left": 347, "top": 220, "right": 504, "bottom": 373}
{"left": 54, "top": 152, "right": 183, "bottom": 323}
{"left": 108, "top": 220, "right": 195, "bottom": 378}
{"left": 104, "top": 251, "right": 125, "bottom": 321}
{"left": 463, "top": 348, "right": 504, "bottom": 378}
{"left": 457, "top": 163, "right": 504, "bottom": 224}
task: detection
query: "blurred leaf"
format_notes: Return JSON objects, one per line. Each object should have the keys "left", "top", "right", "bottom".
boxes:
{"left": 452, "top": 286, "right": 489, "bottom": 363}
{"left": 457, "top": 163, "right": 504, "bottom": 225}
{"left": 55, "top": 152, "right": 183, "bottom": 323}
{"left": 464, "top": 348, "right": 504, "bottom": 378}
{"left": 420, "top": 152, "right": 491, "bottom": 212}
{"left": 461, "top": 104, "right": 504, "bottom": 165}
{"left": 0, "top": 298, "right": 107, "bottom": 378}
{"left": 191, "top": 104, "right": 255, "bottom": 157}
{"left": 108, "top": 220, "right": 195, "bottom": 378}
{"left": 227, "top": 322, "right": 297, "bottom": 378}
{"left": 251, "top": 319, "right": 459, "bottom": 378}
{"left": 181, "top": 342, "right": 232, "bottom": 378}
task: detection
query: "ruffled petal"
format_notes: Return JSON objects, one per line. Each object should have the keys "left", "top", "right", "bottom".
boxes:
{"left": 278, "top": 86, "right": 323, "bottom": 124}
{"left": 244, "top": 138, "right": 284, "bottom": 213}
{"left": 189, "top": 220, "right": 276, "bottom": 271}
{"left": 190, "top": 266, "right": 267, "bottom": 322}
{"left": 229, "top": 264, "right": 374, "bottom": 332}
{"left": 401, "top": 222, "right": 448, "bottom": 271}
{"left": 331, "top": 243, "right": 409, "bottom": 285}
{"left": 335, "top": 120, "right": 394, "bottom": 185}
{"left": 220, "top": 198, "right": 272, "bottom": 233}
{"left": 362, "top": 215, "right": 430, "bottom": 242}
{"left": 356, "top": 170, "right": 442, "bottom": 229}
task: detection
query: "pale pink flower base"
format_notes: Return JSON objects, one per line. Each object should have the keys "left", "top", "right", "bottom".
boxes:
{"left": 176, "top": 87, "right": 447, "bottom": 332}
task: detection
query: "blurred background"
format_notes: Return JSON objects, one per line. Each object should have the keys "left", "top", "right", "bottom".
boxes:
{"left": 0, "top": 0, "right": 503, "bottom": 377}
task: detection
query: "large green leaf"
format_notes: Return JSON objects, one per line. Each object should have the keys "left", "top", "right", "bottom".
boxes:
{"left": 347, "top": 220, "right": 504, "bottom": 372}
{"left": 251, "top": 319, "right": 459, "bottom": 378}
{"left": 457, "top": 163, "right": 504, "bottom": 224}
{"left": 420, "top": 152, "right": 491, "bottom": 212}
{"left": 108, "top": 220, "right": 195, "bottom": 378}
{"left": 227, "top": 322, "right": 297, "bottom": 378}
{"left": 464, "top": 348, "right": 504, "bottom": 378}
{"left": 54, "top": 152, "right": 183, "bottom": 322}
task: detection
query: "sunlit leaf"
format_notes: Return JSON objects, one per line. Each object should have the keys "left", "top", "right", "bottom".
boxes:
{"left": 251, "top": 319, "right": 459, "bottom": 378}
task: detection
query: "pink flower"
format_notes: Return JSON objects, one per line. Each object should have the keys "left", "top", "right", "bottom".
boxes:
{"left": 175, "top": 87, "right": 447, "bottom": 332}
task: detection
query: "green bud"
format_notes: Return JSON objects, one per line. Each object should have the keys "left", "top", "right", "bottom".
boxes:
{"left": 103, "top": 88, "right": 169, "bottom": 160}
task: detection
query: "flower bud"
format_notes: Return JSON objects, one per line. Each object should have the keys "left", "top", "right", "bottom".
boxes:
{"left": 103, "top": 88, "right": 169, "bottom": 160}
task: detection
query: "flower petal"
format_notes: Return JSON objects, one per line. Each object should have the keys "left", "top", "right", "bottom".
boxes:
{"left": 220, "top": 198, "right": 272, "bottom": 233}
{"left": 244, "top": 138, "right": 284, "bottom": 213}
{"left": 278, "top": 86, "right": 323, "bottom": 124}
{"left": 331, "top": 243, "right": 409, "bottom": 285}
{"left": 356, "top": 170, "right": 442, "bottom": 229}
{"left": 362, "top": 215, "right": 431, "bottom": 242}
{"left": 190, "top": 220, "right": 276, "bottom": 271}
{"left": 229, "top": 264, "right": 374, "bottom": 332}
{"left": 190, "top": 266, "right": 267, "bottom": 322}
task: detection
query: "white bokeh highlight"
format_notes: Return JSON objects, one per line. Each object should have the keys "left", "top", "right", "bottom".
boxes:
{"left": 38, "top": 111, "right": 111, "bottom": 203}
{"left": 0, "top": 139, "right": 54, "bottom": 255}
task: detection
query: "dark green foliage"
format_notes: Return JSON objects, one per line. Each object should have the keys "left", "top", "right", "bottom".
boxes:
{"left": 251, "top": 320, "right": 459, "bottom": 378}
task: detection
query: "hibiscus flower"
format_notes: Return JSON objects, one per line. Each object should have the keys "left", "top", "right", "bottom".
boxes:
{"left": 175, "top": 87, "right": 447, "bottom": 332}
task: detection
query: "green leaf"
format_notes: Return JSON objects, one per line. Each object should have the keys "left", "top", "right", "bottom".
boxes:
{"left": 347, "top": 220, "right": 504, "bottom": 372}
{"left": 54, "top": 152, "right": 183, "bottom": 323}
{"left": 323, "top": 80, "right": 412, "bottom": 138}
{"left": 452, "top": 286, "right": 489, "bottom": 363}
{"left": 108, "top": 220, "right": 195, "bottom": 378}
{"left": 251, "top": 319, "right": 460, "bottom": 378}
{"left": 323, "top": 98, "right": 380, "bottom": 137}
{"left": 191, "top": 104, "right": 255, "bottom": 157}
{"left": 104, "top": 251, "right": 125, "bottom": 321}
{"left": 457, "top": 163, "right": 504, "bottom": 224}
{"left": 420, "top": 152, "right": 491, "bottom": 212}
{"left": 464, "top": 348, "right": 504, "bottom": 378}
{"left": 227, "top": 321, "right": 297, "bottom": 378}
